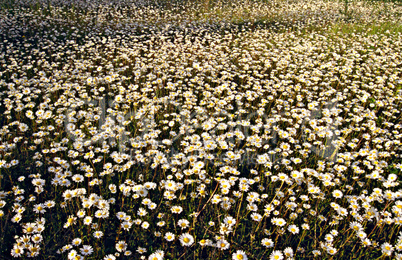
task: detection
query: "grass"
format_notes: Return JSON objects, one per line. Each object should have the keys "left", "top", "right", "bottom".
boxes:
{"left": 330, "top": 21, "right": 402, "bottom": 34}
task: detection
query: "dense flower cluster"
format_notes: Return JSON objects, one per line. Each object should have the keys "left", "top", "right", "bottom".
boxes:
{"left": 0, "top": 0, "right": 401, "bottom": 259}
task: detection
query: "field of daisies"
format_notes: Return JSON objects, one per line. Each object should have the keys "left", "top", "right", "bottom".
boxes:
{"left": 1, "top": 0, "right": 402, "bottom": 259}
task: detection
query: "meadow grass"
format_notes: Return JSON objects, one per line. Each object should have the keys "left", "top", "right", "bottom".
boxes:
{"left": 0, "top": 0, "right": 402, "bottom": 259}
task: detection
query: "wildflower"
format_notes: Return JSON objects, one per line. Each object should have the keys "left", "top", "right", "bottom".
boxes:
{"left": 350, "top": 221, "right": 363, "bottom": 232}
{"left": 332, "top": 189, "right": 343, "bottom": 198}
{"left": 284, "top": 247, "right": 294, "bottom": 258}
{"left": 232, "top": 250, "right": 248, "bottom": 260}
{"left": 179, "top": 233, "right": 194, "bottom": 247}
{"left": 121, "top": 221, "right": 132, "bottom": 231}
{"left": 116, "top": 212, "right": 126, "bottom": 220}
{"left": 330, "top": 230, "right": 339, "bottom": 237}
{"left": 216, "top": 239, "right": 230, "bottom": 250}
{"left": 72, "top": 238, "right": 82, "bottom": 246}
{"left": 269, "top": 250, "right": 284, "bottom": 260}
{"left": 381, "top": 242, "right": 394, "bottom": 256}
{"left": 68, "top": 250, "right": 77, "bottom": 259}
{"left": 357, "top": 231, "right": 367, "bottom": 239}
{"left": 42, "top": 200, "right": 54, "bottom": 209}
{"left": 141, "top": 221, "right": 150, "bottom": 229}
{"left": 138, "top": 207, "right": 148, "bottom": 216}
{"left": 171, "top": 206, "right": 183, "bottom": 214}
{"left": 11, "top": 246, "right": 24, "bottom": 257}
{"left": 251, "top": 213, "right": 263, "bottom": 222}
{"left": 23, "top": 223, "right": 36, "bottom": 234}
{"left": 116, "top": 241, "right": 127, "bottom": 252}
{"left": 148, "top": 250, "right": 164, "bottom": 260}
{"left": 164, "top": 232, "right": 175, "bottom": 242}
{"left": 177, "top": 219, "right": 190, "bottom": 229}
{"left": 28, "top": 244, "right": 40, "bottom": 257}
{"left": 224, "top": 216, "right": 236, "bottom": 227}
{"left": 11, "top": 213, "right": 22, "bottom": 223}
{"left": 272, "top": 217, "right": 286, "bottom": 227}
{"left": 261, "top": 238, "right": 274, "bottom": 248}
{"left": 312, "top": 250, "right": 321, "bottom": 257}
{"left": 326, "top": 246, "right": 337, "bottom": 255}
{"left": 34, "top": 203, "right": 46, "bottom": 214}
{"left": 137, "top": 247, "right": 147, "bottom": 254}
{"left": 83, "top": 216, "right": 92, "bottom": 225}
{"left": 288, "top": 224, "right": 300, "bottom": 234}
{"left": 93, "top": 231, "right": 103, "bottom": 239}
{"left": 104, "top": 254, "right": 116, "bottom": 260}
{"left": 199, "top": 239, "right": 212, "bottom": 247}
{"left": 361, "top": 239, "right": 372, "bottom": 247}
{"left": 80, "top": 245, "right": 94, "bottom": 256}
{"left": 325, "top": 234, "right": 334, "bottom": 243}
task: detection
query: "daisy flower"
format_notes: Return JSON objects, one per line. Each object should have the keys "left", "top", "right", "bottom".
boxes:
{"left": 11, "top": 246, "right": 24, "bottom": 257}
{"left": 232, "top": 250, "right": 248, "bottom": 260}
{"left": 224, "top": 216, "right": 236, "bottom": 227}
{"left": 104, "top": 254, "right": 116, "bottom": 260}
{"left": 216, "top": 239, "right": 230, "bottom": 250}
{"left": 261, "top": 238, "right": 274, "bottom": 248}
{"left": 148, "top": 250, "right": 164, "bottom": 260}
{"left": 269, "top": 250, "right": 284, "bottom": 260}
{"left": 284, "top": 247, "right": 294, "bottom": 258}
{"left": 141, "top": 221, "right": 150, "bottom": 229}
{"left": 177, "top": 219, "right": 190, "bottom": 229}
{"left": 288, "top": 224, "right": 300, "bottom": 234}
{"left": 179, "top": 233, "right": 194, "bottom": 247}
{"left": 115, "top": 241, "right": 127, "bottom": 252}
{"left": 93, "top": 231, "right": 103, "bottom": 239}
{"left": 80, "top": 245, "right": 93, "bottom": 256}
{"left": 164, "top": 232, "right": 175, "bottom": 242}
{"left": 251, "top": 213, "right": 263, "bottom": 222}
